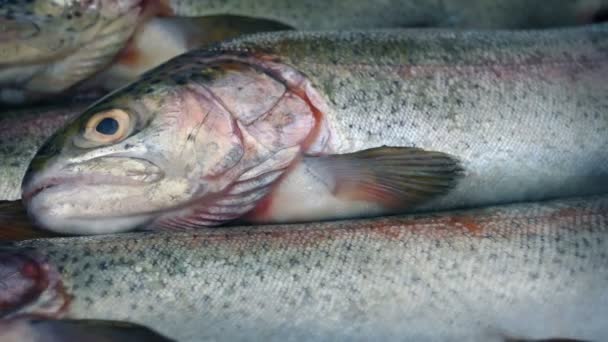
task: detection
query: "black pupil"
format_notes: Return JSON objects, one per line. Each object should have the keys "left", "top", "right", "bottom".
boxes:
{"left": 96, "top": 117, "right": 119, "bottom": 135}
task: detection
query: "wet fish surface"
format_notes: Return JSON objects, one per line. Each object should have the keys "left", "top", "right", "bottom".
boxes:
{"left": 3, "top": 0, "right": 608, "bottom": 105}
{"left": 21, "top": 24, "right": 608, "bottom": 234}
{"left": 167, "top": 0, "right": 608, "bottom": 30}
{"left": 2, "top": 195, "right": 608, "bottom": 341}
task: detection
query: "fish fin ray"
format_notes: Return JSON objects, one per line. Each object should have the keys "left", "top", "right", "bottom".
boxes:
{"left": 305, "top": 146, "right": 463, "bottom": 209}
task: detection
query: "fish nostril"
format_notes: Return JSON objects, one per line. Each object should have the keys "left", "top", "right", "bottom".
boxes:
{"left": 0, "top": 249, "right": 48, "bottom": 318}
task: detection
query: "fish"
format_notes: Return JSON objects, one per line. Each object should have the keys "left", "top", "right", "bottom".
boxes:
{"left": 0, "top": 0, "right": 293, "bottom": 106}
{"left": 3, "top": 0, "right": 608, "bottom": 105}
{"left": 21, "top": 24, "right": 608, "bottom": 234}
{"left": 165, "top": 0, "right": 608, "bottom": 30}
{"left": 0, "top": 0, "right": 151, "bottom": 105}
{"left": 0, "top": 318, "right": 175, "bottom": 342}
{"left": 2, "top": 195, "right": 608, "bottom": 341}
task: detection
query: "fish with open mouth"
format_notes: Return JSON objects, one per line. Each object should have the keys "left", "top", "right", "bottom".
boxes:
{"left": 20, "top": 24, "right": 608, "bottom": 234}
{"left": 1, "top": 195, "right": 607, "bottom": 341}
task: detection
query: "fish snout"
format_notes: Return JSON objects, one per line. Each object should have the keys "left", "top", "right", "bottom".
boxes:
{"left": 0, "top": 249, "right": 49, "bottom": 318}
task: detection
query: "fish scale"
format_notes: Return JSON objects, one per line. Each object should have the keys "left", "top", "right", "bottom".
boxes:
{"left": 3, "top": 195, "right": 608, "bottom": 341}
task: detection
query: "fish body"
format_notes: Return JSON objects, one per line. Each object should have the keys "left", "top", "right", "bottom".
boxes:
{"left": 3, "top": 196, "right": 608, "bottom": 341}
{"left": 22, "top": 25, "right": 608, "bottom": 234}
{"left": 231, "top": 26, "right": 608, "bottom": 223}
{"left": 167, "top": 0, "right": 608, "bottom": 30}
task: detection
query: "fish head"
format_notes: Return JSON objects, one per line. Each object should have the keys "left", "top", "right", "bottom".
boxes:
{"left": 22, "top": 51, "right": 331, "bottom": 234}
{"left": 0, "top": 0, "right": 141, "bottom": 64}
{"left": 0, "top": 0, "right": 144, "bottom": 104}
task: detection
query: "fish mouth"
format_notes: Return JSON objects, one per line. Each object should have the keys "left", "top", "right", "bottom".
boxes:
{"left": 21, "top": 178, "right": 66, "bottom": 204}
{"left": 23, "top": 172, "right": 164, "bottom": 206}
{"left": 22, "top": 173, "right": 163, "bottom": 204}
{"left": 22, "top": 156, "right": 165, "bottom": 203}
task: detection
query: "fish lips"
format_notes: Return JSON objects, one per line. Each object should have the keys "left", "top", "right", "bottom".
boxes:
{"left": 22, "top": 157, "right": 164, "bottom": 204}
{"left": 21, "top": 157, "right": 164, "bottom": 234}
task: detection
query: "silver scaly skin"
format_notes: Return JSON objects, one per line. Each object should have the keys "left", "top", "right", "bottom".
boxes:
{"left": 167, "top": 0, "right": 608, "bottom": 30}
{"left": 2, "top": 195, "right": 608, "bottom": 341}
{"left": 21, "top": 25, "right": 608, "bottom": 234}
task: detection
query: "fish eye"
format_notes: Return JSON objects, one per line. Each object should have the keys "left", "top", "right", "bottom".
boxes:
{"left": 96, "top": 117, "right": 119, "bottom": 135}
{"left": 82, "top": 109, "right": 131, "bottom": 145}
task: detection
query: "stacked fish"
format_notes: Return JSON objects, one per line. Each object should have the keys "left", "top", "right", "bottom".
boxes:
{"left": 1, "top": 1, "right": 607, "bottom": 341}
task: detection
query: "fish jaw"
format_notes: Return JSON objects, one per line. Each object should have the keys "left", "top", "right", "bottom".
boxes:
{"left": 22, "top": 155, "right": 168, "bottom": 235}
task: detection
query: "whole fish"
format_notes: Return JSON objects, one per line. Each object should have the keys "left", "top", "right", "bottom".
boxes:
{"left": 21, "top": 25, "right": 608, "bottom": 234}
{"left": 0, "top": 319, "right": 175, "bottom": 342}
{"left": 3, "top": 0, "right": 608, "bottom": 105}
{"left": 166, "top": 0, "right": 608, "bottom": 30}
{"left": 2, "top": 196, "right": 608, "bottom": 341}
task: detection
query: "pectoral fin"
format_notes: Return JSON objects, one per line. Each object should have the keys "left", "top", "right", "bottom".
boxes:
{"left": 305, "top": 146, "right": 463, "bottom": 209}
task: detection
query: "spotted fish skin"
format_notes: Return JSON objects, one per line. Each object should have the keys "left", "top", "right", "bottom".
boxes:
{"left": 166, "top": 0, "right": 608, "bottom": 30}
{"left": 3, "top": 195, "right": 608, "bottom": 341}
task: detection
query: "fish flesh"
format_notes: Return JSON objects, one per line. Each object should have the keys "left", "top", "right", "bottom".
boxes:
{"left": 2, "top": 195, "right": 608, "bottom": 341}
{"left": 0, "top": 318, "right": 175, "bottom": 342}
{"left": 3, "top": 0, "right": 608, "bottom": 105}
{"left": 21, "top": 25, "right": 608, "bottom": 234}
{"left": 166, "top": 0, "right": 608, "bottom": 30}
